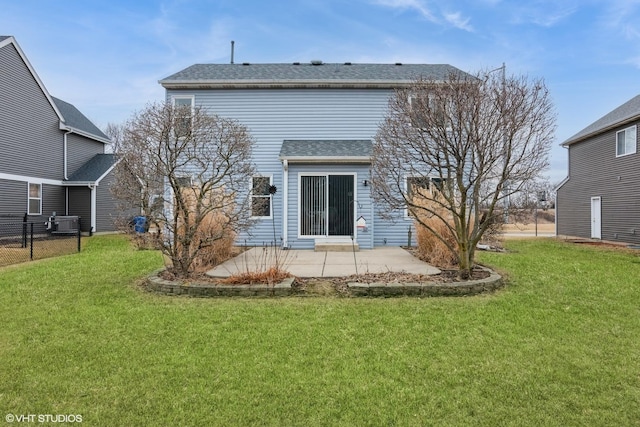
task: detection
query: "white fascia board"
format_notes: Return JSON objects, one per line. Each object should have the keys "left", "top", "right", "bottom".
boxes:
{"left": 94, "top": 159, "right": 120, "bottom": 185}
{"left": 2, "top": 36, "right": 65, "bottom": 122}
{"left": 0, "top": 172, "right": 64, "bottom": 186}
{"left": 63, "top": 181, "right": 97, "bottom": 187}
{"left": 160, "top": 79, "right": 416, "bottom": 90}
{"left": 59, "top": 122, "right": 111, "bottom": 144}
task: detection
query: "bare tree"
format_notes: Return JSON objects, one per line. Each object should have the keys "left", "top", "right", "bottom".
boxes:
{"left": 372, "top": 70, "right": 556, "bottom": 278}
{"left": 111, "top": 101, "right": 257, "bottom": 277}
{"left": 106, "top": 121, "right": 163, "bottom": 234}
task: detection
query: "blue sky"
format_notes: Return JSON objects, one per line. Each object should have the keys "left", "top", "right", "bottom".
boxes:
{"left": 3, "top": 0, "right": 640, "bottom": 183}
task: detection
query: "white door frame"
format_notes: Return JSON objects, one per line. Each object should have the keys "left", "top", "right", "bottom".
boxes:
{"left": 591, "top": 196, "right": 601, "bottom": 239}
{"left": 297, "top": 172, "right": 357, "bottom": 239}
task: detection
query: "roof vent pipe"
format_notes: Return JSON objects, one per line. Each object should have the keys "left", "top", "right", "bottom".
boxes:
{"left": 230, "top": 40, "right": 235, "bottom": 64}
{"left": 311, "top": 60, "right": 323, "bottom": 65}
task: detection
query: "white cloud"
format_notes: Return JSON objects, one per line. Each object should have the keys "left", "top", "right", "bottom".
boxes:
{"left": 371, "top": 0, "right": 474, "bottom": 31}
{"left": 603, "top": 1, "right": 640, "bottom": 39}
{"left": 444, "top": 11, "right": 474, "bottom": 32}
{"left": 506, "top": 1, "right": 577, "bottom": 27}
{"left": 371, "top": 0, "right": 437, "bottom": 22}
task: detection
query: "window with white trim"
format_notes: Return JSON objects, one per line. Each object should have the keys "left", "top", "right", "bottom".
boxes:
{"left": 172, "top": 96, "right": 194, "bottom": 138}
{"left": 28, "top": 183, "right": 41, "bottom": 215}
{"left": 251, "top": 176, "right": 272, "bottom": 218}
{"left": 408, "top": 93, "right": 446, "bottom": 130}
{"left": 616, "top": 125, "right": 637, "bottom": 157}
{"left": 405, "top": 176, "right": 431, "bottom": 217}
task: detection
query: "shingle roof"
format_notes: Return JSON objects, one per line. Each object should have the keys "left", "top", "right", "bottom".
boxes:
{"left": 0, "top": 36, "right": 9, "bottom": 43}
{"left": 66, "top": 154, "right": 117, "bottom": 183}
{"left": 52, "top": 96, "right": 110, "bottom": 142}
{"left": 160, "top": 63, "right": 466, "bottom": 89}
{"left": 563, "top": 94, "right": 640, "bottom": 146}
{"left": 280, "top": 140, "right": 372, "bottom": 163}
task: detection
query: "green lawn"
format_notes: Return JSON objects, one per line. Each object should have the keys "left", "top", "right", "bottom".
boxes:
{"left": 1, "top": 235, "right": 639, "bottom": 426}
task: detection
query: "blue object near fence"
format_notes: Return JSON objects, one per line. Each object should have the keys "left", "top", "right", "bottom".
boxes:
{"left": 133, "top": 216, "right": 147, "bottom": 233}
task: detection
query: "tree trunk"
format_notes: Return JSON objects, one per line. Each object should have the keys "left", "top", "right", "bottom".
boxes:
{"left": 457, "top": 242, "right": 473, "bottom": 280}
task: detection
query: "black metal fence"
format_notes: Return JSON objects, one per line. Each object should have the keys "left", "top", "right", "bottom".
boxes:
{"left": 0, "top": 216, "right": 82, "bottom": 267}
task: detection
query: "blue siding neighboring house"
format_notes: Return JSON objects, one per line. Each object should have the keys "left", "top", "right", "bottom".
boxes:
{"left": 0, "top": 36, "right": 120, "bottom": 232}
{"left": 159, "top": 62, "right": 465, "bottom": 249}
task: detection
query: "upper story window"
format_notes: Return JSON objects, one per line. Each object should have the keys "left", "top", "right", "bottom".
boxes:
{"left": 28, "top": 183, "right": 41, "bottom": 215}
{"left": 616, "top": 125, "right": 637, "bottom": 157}
{"left": 408, "top": 93, "right": 446, "bottom": 130}
{"left": 251, "top": 176, "right": 272, "bottom": 218}
{"left": 172, "top": 96, "right": 194, "bottom": 138}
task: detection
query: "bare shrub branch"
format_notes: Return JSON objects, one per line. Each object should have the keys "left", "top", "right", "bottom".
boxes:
{"left": 110, "top": 102, "right": 257, "bottom": 277}
{"left": 372, "top": 69, "right": 556, "bottom": 278}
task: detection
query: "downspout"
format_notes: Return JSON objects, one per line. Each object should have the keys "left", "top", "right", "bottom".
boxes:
{"left": 64, "top": 130, "right": 71, "bottom": 215}
{"left": 63, "top": 130, "right": 71, "bottom": 179}
{"left": 282, "top": 159, "right": 288, "bottom": 248}
{"left": 89, "top": 184, "right": 97, "bottom": 233}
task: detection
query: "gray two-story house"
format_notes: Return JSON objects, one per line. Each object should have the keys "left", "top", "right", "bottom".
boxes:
{"left": 557, "top": 94, "right": 640, "bottom": 244}
{"left": 0, "top": 35, "right": 119, "bottom": 233}
{"left": 159, "top": 61, "right": 465, "bottom": 249}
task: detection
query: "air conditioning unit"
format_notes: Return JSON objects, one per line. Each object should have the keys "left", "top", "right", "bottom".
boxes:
{"left": 48, "top": 216, "right": 79, "bottom": 234}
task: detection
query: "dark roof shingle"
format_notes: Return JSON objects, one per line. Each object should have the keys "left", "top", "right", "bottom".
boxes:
{"left": 160, "top": 63, "right": 467, "bottom": 89}
{"left": 52, "top": 97, "right": 110, "bottom": 142}
{"left": 280, "top": 140, "right": 372, "bottom": 162}
{"left": 563, "top": 94, "right": 640, "bottom": 146}
{"left": 66, "top": 154, "right": 117, "bottom": 183}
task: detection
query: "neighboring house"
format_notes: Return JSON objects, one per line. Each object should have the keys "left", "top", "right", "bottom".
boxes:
{"left": 159, "top": 61, "right": 466, "bottom": 249}
{"left": 557, "top": 94, "right": 640, "bottom": 244}
{"left": 0, "top": 35, "right": 119, "bottom": 233}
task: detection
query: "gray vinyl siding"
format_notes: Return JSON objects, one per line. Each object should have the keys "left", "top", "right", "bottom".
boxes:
{"left": 0, "top": 178, "right": 66, "bottom": 221}
{"left": 96, "top": 172, "right": 118, "bottom": 232}
{"left": 0, "top": 179, "right": 28, "bottom": 216}
{"left": 557, "top": 120, "right": 640, "bottom": 244}
{"left": 67, "top": 187, "right": 92, "bottom": 232}
{"left": 167, "top": 87, "right": 402, "bottom": 247}
{"left": 66, "top": 133, "right": 105, "bottom": 177}
{"left": 0, "top": 43, "right": 63, "bottom": 180}
{"left": 42, "top": 184, "right": 65, "bottom": 219}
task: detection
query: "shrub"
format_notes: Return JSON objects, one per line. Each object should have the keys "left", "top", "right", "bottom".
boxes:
{"left": 415, "top": 216, "right": 459, "bottom": 269}
{"left": 190, "top": 212, "right": 236, "bottom": 272}
{"left": 221, "top": 244, "right": 292, "bottom": 286}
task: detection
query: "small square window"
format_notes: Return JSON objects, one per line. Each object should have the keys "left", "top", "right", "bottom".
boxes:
{"left": 28, "top": 183, "right": 41, "bottom": 215}
{"left": 616, "top": 125, "right": 636, "bottom": 157}
{"left": 408, "top": 93, "right": 446, "bottom": 129}
{"left": 251, "top": 176, "right": 271, "bottom": 218}
{"left": 175, "top": 176, "right": 192, "bottom": 188}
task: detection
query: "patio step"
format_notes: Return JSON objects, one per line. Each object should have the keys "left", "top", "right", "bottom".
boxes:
{"left": 314, "top": 238, "right": 359, "bottom": 252}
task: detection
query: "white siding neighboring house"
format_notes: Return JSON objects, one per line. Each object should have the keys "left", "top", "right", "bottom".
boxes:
{"left": 159, "top": 62, "right": 467, "bottom": 249}
{"left": 557, "top": 94, "right": 640, "bottom": 245}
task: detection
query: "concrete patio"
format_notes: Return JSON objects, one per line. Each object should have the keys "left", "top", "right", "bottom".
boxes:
{"left": 206, "top": 246, "right": 441, "bottom": 278}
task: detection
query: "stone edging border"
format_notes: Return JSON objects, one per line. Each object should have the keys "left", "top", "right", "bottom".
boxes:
{"left": 144, "top": 266, "right": 503, "bottom": 298}
{"left": 347, "top": 266, "right": 503, "bottom": 297}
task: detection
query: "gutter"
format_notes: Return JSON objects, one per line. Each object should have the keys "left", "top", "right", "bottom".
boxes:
{"left": 562, "top": 115, "right": 640, "bottom": 147}
{"left": 278, "top": 156, "right": 371, "bottom": 164}
{"left": 59, "top": 121, "right": 111, "bottom": 145}
{"left": 159, "top": 79, "right": 422, "bottom": 90}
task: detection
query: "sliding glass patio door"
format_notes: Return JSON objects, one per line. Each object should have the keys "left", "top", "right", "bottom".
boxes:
{"left": 300, "top": 174, "right": 354, "bottom": 237}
